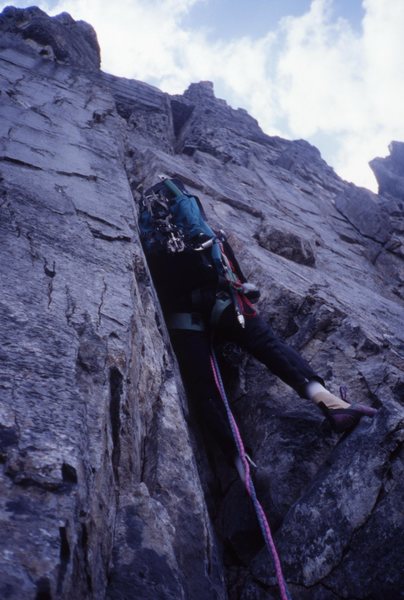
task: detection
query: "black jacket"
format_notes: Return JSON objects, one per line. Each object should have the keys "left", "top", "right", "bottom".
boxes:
{"left": 145, "top": 237, "right": 246, "bottom": 315}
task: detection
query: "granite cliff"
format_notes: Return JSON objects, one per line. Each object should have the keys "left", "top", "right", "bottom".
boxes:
{"left": 0, "top": 7, "right": 403, "bottom": 600}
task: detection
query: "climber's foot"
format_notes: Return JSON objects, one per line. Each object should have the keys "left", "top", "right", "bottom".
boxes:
{"left": 320, "top": 402, "right": 378, "bottom": 433}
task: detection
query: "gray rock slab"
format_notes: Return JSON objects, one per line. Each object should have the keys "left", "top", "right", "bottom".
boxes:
{"left": 0, "top": 46, "right": 225, "bottom": 600}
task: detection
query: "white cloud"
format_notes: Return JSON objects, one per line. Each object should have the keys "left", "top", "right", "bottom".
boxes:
{"left": 270, "top": 0, "right": 404, "bottom": 188}
{"left": 37, "top": 0, "right": 201, "bottom": 79}
{"left": 362, "top": 0, "right": 404, "bottom": 126}
{"left": 276, "top": 0, "right": 365, "bottom": 135}
{"left": 1, "top": 0, "right": 403, "bottom": 191}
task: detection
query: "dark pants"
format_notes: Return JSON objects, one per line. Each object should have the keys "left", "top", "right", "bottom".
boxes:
{"left": 169, "top": 305, "right": 321, "bottom": 460}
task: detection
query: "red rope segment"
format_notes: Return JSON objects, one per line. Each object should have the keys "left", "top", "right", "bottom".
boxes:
{"left": 209, "top": 349, "right": 292, "bottom": 600}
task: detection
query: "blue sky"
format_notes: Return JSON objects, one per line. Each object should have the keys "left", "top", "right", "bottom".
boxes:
{"left": 182, "top": 0, "right": 364, "bottom": 39}
{"left": 1, "top": 0, "right": 403, "bottom": 192}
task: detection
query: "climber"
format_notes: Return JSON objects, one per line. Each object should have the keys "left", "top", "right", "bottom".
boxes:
{"left": 138, "top": 176, "right": 377, "bottom": 466}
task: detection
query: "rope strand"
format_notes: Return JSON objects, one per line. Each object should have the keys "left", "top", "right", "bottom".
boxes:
{"left": 209, "top": 349, "right": 292, "bottom": 600}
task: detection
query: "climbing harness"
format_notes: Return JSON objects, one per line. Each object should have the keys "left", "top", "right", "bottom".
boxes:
{"left": 209, "top": 348, "right": 293, "bottom": 600}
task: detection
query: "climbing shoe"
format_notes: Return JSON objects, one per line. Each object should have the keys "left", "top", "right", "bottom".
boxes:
{"left": 320, "top": 402, "right": 378, "bottom": 433}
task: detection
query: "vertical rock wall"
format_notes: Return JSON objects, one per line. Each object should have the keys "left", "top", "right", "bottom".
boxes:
{"left": 1, "top": 8, "right": 403, "bottom": 600}
{"left": 0, "top": 41, "right": 225, "bottom": 600}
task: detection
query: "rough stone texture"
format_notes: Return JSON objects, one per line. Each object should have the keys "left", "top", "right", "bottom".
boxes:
{"left": 0, "top": 42, "right": 224, "bottom": 600}
{"left": 256, "top": 224, "right": 317, "bottom": 267}
{"left": 370, "top": 141, "right": 404, "bottom": 269}
{"left": 0, "top": 6, "right": 100, "bottom": 69}
{"left": 1, "top": 7, "right": 403, "bottom": 600}
{"left": 370, "top": 141, "right": 404, "bottom": 202}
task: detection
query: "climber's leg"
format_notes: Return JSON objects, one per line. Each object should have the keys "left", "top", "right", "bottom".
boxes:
{"left": 218, "top": 306, "right": 320, "bottom": 397}
{"left": 217, "top": 307, "right": 377, "bottom": 432}
{"left": 169, "top": 327, "right": 237, "bottom": 458}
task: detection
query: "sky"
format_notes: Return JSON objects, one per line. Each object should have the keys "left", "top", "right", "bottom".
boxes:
{"left": 2, "top": 0, "right": 404, "bottom": 192}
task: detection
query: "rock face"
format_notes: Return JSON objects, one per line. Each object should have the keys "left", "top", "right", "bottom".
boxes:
{"left": 370, "top": 141, "right": 404, "bottom": 202}
{"left": 0, "top": 6, "right": 100, "bottom": 69}
{"left": 0, "top": 7, "right": 403, "bottom": 600}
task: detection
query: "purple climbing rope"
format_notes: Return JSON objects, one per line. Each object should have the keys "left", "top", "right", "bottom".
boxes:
{"left": 210, "top": 349, "right": 292, "bottom": 600}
